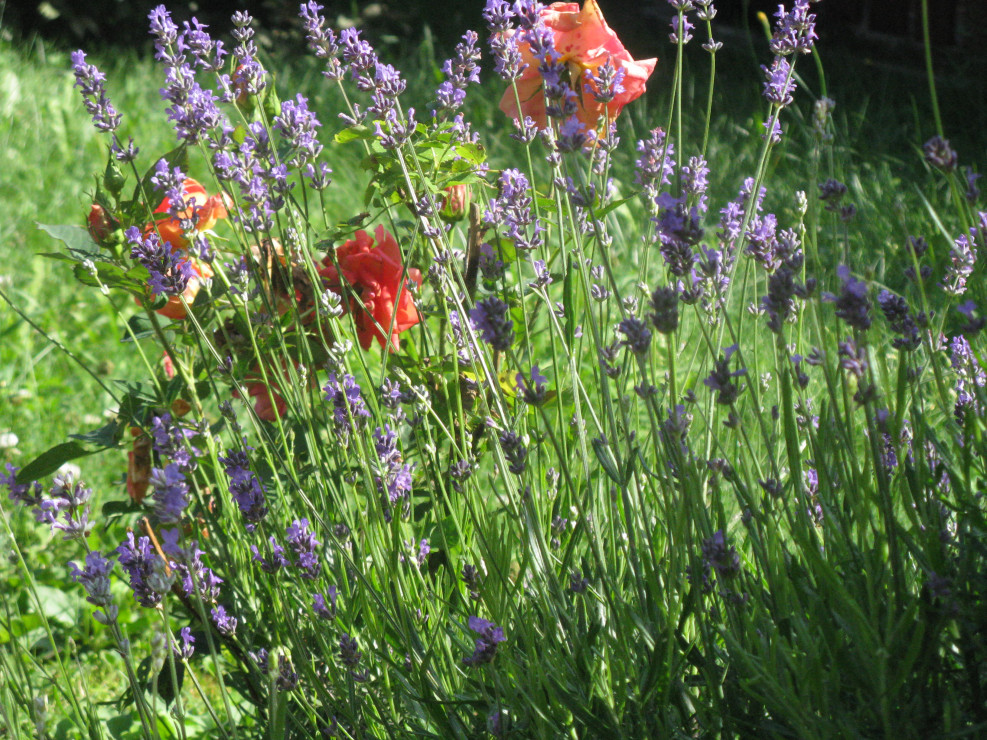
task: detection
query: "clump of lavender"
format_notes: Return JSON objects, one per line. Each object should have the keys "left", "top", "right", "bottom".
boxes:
{"left": 70, "top": 50, "right": 121, "bottom": 133}
{"left": 117, "top": 532, "right": 172, "bottom": 608}
{"left": 149, "top": 464, "right": 190, "bottom": 524}
{"left": 877, "top": 290, "right": 922, "bottom": 351}
{"left": 704, "top": 345, "right": 747, "bottom": 405}
{"left": 1, "top": 464, "right": 44, "bottom": 509}
{"left": 515, "top": 367, "right": 548, "bottom": 405}
{"left": 299, "top": 2, "right": 342, "bottom": 80}
{"left": 273, "top": 93, "right": 323, "bottom": 167}
{"left": 161, "top": 529, "right": 224, "bottom": 604}
{"left": 35, "top": 473, "right": 93, "bottom": 541}
{"left": 149, "top": 413, "right": 202, "bottom": 470}
{"left": 635, "top": 128, "right": 676, "bottom": 207}
{"left": 286, "top": 518, "right": 322, "bottom": 580}
{"left": 485, "top": 168, "right": 540, "bottom": 253}
{"left": 463, "top": 616, "right": 506, "bottom": 666}
{"left": 950, "top": 334, "right": 986, "bottom": 422}
{"left": 218, "top": 448, "right": 268, "bottom": 527}
{"left": 498, "top": 430, "right": 528, "bottom": 475}
{"left": 324, "top": 373, "right": 371, "bottom": 437}
{"left": 434, "top": 30, "right": 481, "bottom": 119}
{"left": 471, "top": 298, "right": 515, "bottom": 352}
{"left": 372, "top": 425, "right": 414, "bottom": 519}
{"left": 339, "top": 633, "right": 369, "bottom": 682}
{"left": 68, "top": 551, "right": 118, "bottom": 625}
{"left": 942, "top": 228, "right": 978, "bottom": 297}
{"left": 824, "top": 266, "right": 871, "bottom": 331}
{"left": 701, "top": 530, "right": 742, "bottom": 581}
{"left": 924, "top": 135, "right": 958, "bottom": 173}
{"left": 617, "top": 316, "right": 652, "bottom": 355}
{"left": 126, "top": 228, "right": 195, "bottom": 297}
{"left": 314, "top": 587, "right": 338, "bottom": 620}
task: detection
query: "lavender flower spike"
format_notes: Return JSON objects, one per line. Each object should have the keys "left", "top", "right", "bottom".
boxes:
{"left": 71, "top": 51, "right": 121, "bottom": 133}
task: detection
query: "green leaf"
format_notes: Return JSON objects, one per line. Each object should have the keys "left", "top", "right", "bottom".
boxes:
{"left": 122, "top": 313, "right": 156, "bottom": 342}
{"left": 335, "top": 124, "right": 374, "bottom": 144}
{"left": 37, "top": 223, "right": 99, "bottom": 253}
{"left": 33, "top": 585, "right": 79, "bottom": 628}
{"left": 15, "top": 442, "right": 104, "bottom": 484}
{"left": 69, "top": 419, "right": 125, "bottom": 447}
{"left": 72, "top": 261, "right": 147, "bottom": 296}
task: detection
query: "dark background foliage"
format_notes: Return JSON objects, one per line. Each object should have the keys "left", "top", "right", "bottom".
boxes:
{"left": 2, "top": 0, "right": 979, "bottom": 54}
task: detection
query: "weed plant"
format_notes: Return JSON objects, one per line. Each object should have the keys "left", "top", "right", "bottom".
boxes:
{"left": 2, "top": 1, "right": 986, "bottom": 737}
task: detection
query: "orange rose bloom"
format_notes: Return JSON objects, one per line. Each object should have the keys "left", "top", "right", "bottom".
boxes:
{"left": 499, "top": 0, "right": 657, "bottom": 130}
{"left": 319, "top": 225, "right": 422, "bottom": 352}
{"left": 152, "top": 178, "right": 228, "bottom": 250}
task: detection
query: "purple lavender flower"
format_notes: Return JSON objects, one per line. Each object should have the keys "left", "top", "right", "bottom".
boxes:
{"left": 286, "top": 518, "right": 321, "bottom": 580}
{"left": 964, "top": 167, "right": 981, "bottom": 203}
{"left": 218, "top": 448, "right": 268, "bottom": 526}
{"left": 463, "top": 616, "right": 506, "bottom": 666}
{"left": 338, "top": 633, "right": 368, "bottom": 681}
{"left": 69, "top": 550, "right": 118, "bottom": 624}
{"left": 943, "top": 231, "right": 977, "bottom": 297}
{"left": 470, "top": 298, "right": 515, "bottom": 351}
{"left": 150, "top": 464, "right": 189, "bottom": 524}
{"left": 498, "top": 431, "right": 528, "bottom": 475}
{"left": 273, "top": 94, "right": 323, "bottom": 166}
{"left": 701, "top": 530, "right": 741, "bottom": 580}
{"left": 950, "top": 334, "right": 986, "bottom": 422}
{"left": 2, "top": 464, "right": 44, "bottom": 508}
{"left": 71, "top": 51, "right": 121, "bottom": 133}
{"left": 704, "top": 345, "right": 747, "bottom": 405}
{"left": 450, "top": 458, "right": 475, "bottom": 493}
{"left": 762, "top": 57, "right": 796, "bottom": 106}
{"left": 838, "top": 338, "right": 868, "bottom": 379}
{"left": 877, "top": 290, "right": 921, "bottom": 351}
{"left": 314, "top": 587, "right": 338, "bottom": 620}
{"left": 174, "top": 627, "right": 195, "bottom": 660}
{"left": 649, "top": 285, "right": 679, "bottom": 334}
{"left": 656, "top": 196, "right": 703, "bottom": 275}
{"left": 251, "top": 537, "right": 290, "bottom": 573}
{"left": 434, "top": 30, "right": 481, "bottom": 117}
{"left": 635, "top": 128, "right": 676, "bottom": 203}
{"left": 768, "top": 0, "right": 818, "bottom": 55}
{"left": 299, "top": 2, "right": 343, "bottom": 80}
{"left": 617, "top": 316, "right": 652, "bottom": 355}
{"left": 556, "top": 116, "right": 595, "bottom": 153}
{"left": 324, "top": 373, "right": 371, "bottom": 437}
{"left": 515, "top": 366, "right": 548, "bottom": 405}
{"left": 149, "top": 413, "right": 202, "bottom": 470}
{"left": 117, "top": 532, "right": 170, "bottom": 608}
{"left": 161, "top": 530, "right": 223, "bottom": 604}
{"left": 924, "top": 135, "right": 958, "bottom": 173}
{"left": 211, "top": 605, "right": 238, "bottom": 635}
{"left": 126, "top": 227, "right": 195, "bottom": 297}
{"left": 824, "top": 266, "right": 871, "bottom": 331}
{"left": 584, "top": 57, "right": 626, "bottom": 103}
{"left": 277, "top": 655, "right": 299, "bottom": 691}
{"left": 669, "top": 11, "right": 694, "bottom": 44}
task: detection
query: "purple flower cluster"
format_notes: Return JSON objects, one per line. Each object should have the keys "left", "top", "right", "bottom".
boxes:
{"left": 877, "top": 290, "right": 922, "bottom": 351}
{"left": 617, "top": 316, "right": 652, "bottom": 355}
{"left": 923, "top": 135, "right": 958, "bottom": 173}
{"left": 37, "top": 473, "right": 93, "bottom": 541}
{"left": 943, "top": 226, "right": 979, "bottom": 297}
{"left": 515, "top": 366, "right": 548, "bottom": 405}
{"left": 435, "top": 31, "right": 482, "bottom": 117}
{"left": 463, "top": 616, "right": 506, "bottom": 666}
{"left": 273, "top": 94, "right": 323, "bottom": 167}
{"left": 635, "top": 128, "right": 676, "bottom": 205}
{"left": 372, "top": 425, "right": 414, "bottom": 517}
{"left": 704, "top": 345, "right": 747, "bottom": 405}
{"left": 148, "top": 6, "right": 226, "bottom": 144}
{"left": 149, "top": 464, "right": 190, "bottom": 524}
{"left": 324, "top": 373, "right": 371, "bottom": 437}
{"left": 150, "top": 412, "right": 202, "bottom": 470}
{"left": 470, "top": 297, "right": 515, "bottom": 352}
{"left": 117, "top": 532, "right": 171, "bottom": 608}
{"left": 649, "top": 286, "right": 680, "bottom": 334}
{"left": 299, "top": 2, "right": 342, "bottom": 81}
{"left": 485, "top": 169, "right": 541, "bottom": 252}
{"left": 701, "top": 530, "right": 742, "bottom": 580}
{"left": 161, "top": 529, "right": 223, "bottom": 604}
{"left": 218, "top": 448, "right": 268, "bottom": 527}
{"left": 950, "top": 335, "right": 986, "bottom": 422}
{"left": 824, "top": 266, "right": 871, "bottom": 331}
{"left": 768, "top": 0, "right": 818, "bottom": 56}
{"left": 68, "top": 551, "right": 118, "bottom": 624}
{"left": 314, "top": 587, "right": 338, "bottom": 620}
{"left": 71, "top": 51, "right": 121, "bottom": 133}
{"left": 286, "top": 518, "right": 322, "bottom": 580}
{"left": 1, "top": 464, "right": 44, "bottom": 508}
{"left": 212, "top": 121, "right": 285, "bottom": 233}
{"left": 126, "top": 227, "right": 195, "bottom": 297}
{"left": 498, "top": 430, "right": 528, "bottom": 475}
{"left": 584, "top": 57, "right": 625, "bottom": 104}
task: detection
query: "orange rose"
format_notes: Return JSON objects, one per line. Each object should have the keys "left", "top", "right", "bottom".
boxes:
{"left": 499, "top": 0, "right": 657, "bottom": 130}
{"left": 235, "top": 362, "right": 295, "bottom": 422}
{"left": 319, "top": 225, "right": 422, "bottom": 352}
{"left": 151, "top": 178, "right": 228, "bottom": 250}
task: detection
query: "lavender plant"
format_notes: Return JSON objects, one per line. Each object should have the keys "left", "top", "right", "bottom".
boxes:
{"left": 2, "top": 0, "right": 986, "bottom": 736}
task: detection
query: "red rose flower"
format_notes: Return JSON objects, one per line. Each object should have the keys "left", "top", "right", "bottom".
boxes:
{"left": 499, "top": 0, "right": 657, "bottom": 130}
{"left": 319, "top": 225, "right": 422, "bottom": 352}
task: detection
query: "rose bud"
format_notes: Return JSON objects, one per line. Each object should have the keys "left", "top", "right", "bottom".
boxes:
{"left": 439, "top": 184, "right": 471, "bottom": 223}
{"left": 87, "top": 204, "right": 114, "bottom": 244}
